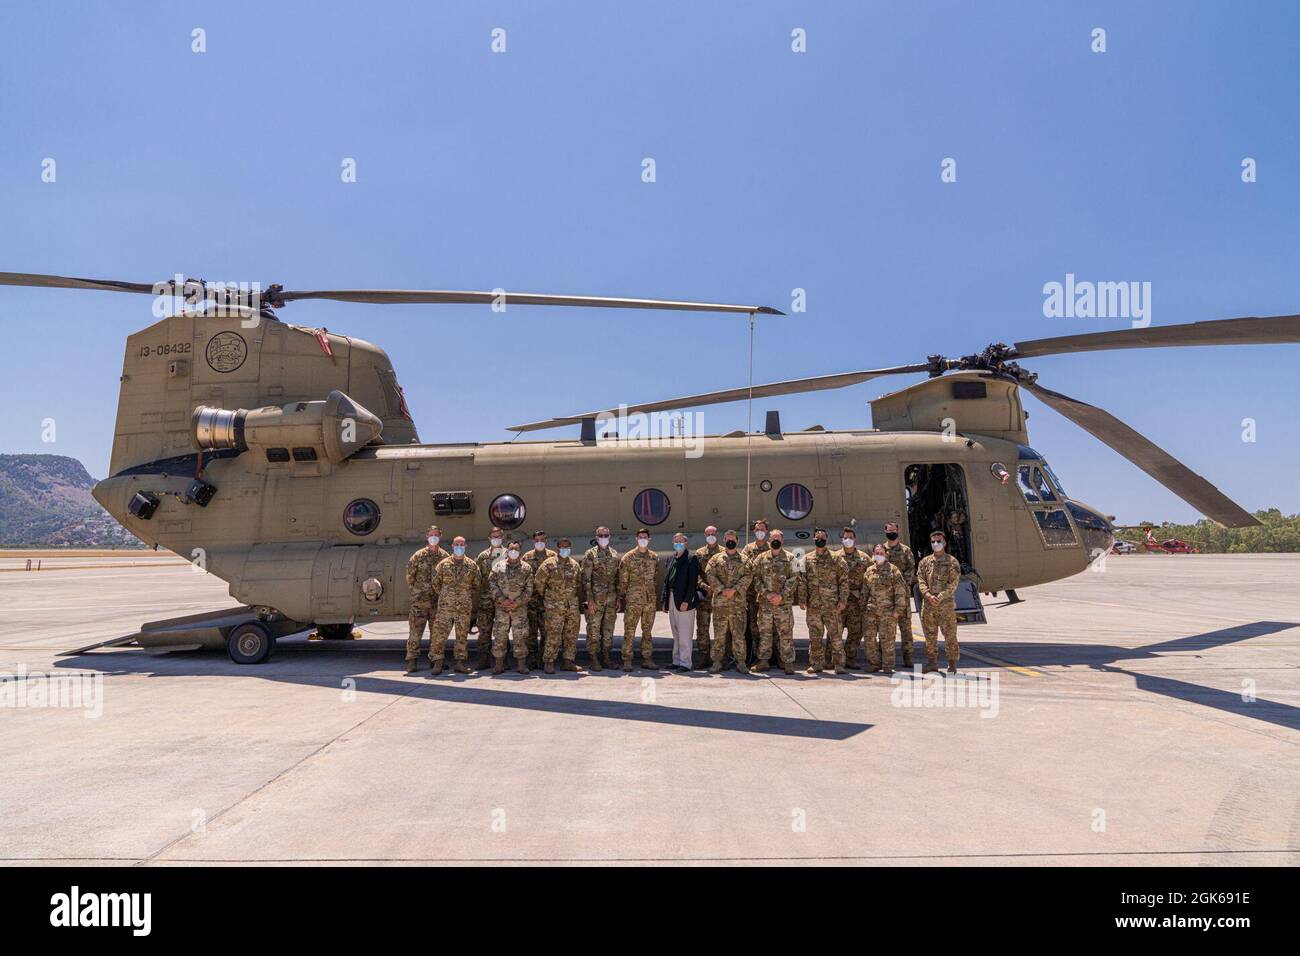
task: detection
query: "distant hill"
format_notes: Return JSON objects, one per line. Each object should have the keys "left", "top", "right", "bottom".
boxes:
{"left": 0, "top": 454, "right": 144, "bottom": 548}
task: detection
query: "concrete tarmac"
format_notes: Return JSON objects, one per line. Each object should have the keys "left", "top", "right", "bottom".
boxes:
{"left": 1, "top": 554, "right": 1297, "bottom": 866}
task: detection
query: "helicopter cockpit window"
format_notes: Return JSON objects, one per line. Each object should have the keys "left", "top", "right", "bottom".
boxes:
{"left": 343, "top": 498, "right": 381, "bottom": 536}
{"left": 489, "top": 493, "right": 527, "bottom": 531}
{"left": 1018, "top": 465, "right": 1057, "bottom": 502}
{"left": 1040, "top": 462, "right": 1068, "bottom": 499}
{"left": 1017, "top": 466, "right": 1040, "bottom": 502}
{"left": 1034, "top": 508, "right": 1077, "bottom": 547}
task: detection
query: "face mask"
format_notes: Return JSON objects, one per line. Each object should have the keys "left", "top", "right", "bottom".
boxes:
{"left": 507, "top": 549, "right": 520, "bottom": 560}
{"left": 534, "top": 541, "right": 545, "bottom": 551}
{"left": 427, "top": 536, "right": 439, "bottom": 547}
{"left": 770, "top": 540, "right": 782, "bottom": 550}
{"left": 673, "top": 541, "right": 685, "bottom": 552}
{"left": 842, "top": 538, "right": 855, "bottom": 549}
{"left": 873, "top": 554, "right": 886, "bottom": 564}
{"left": 754, "top": 530, "right": 767, "bottom": 541}
{"left": 597, "top": 536, "right": 609, "bottom": 547}
{"left": 490, "top": 537, "right": 502, "bottom": 548}
{"left": 725, "top": 540, "right": 737, "bottom": 550}
{"left": 705, "top": 535, "right": 717, "bottom": 545}
{"left": 637, "top": 538, "right": 649, "bottom": 549}
{"left": 814, "top": 538, "right": 827, "bottom": 548}
{"left": 885, "top": 531, "right": 899, "bottom": 541}
{"left": 931, "top": 541, "right": 944, "bottom": 552}
{"left": 453, "top": 545, "right": 465, "bottom": 556}
{"left": 559, "top": 548, "right": 571, "bottom": 558}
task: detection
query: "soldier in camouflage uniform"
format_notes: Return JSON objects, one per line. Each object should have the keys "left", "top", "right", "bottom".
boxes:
{"left": 617, "top": 528, "right": 660, "bottom": 671}
{"left": 535, "top": 537, "right": 583, "bottom": 673}
{"left": 917, "top": 530, "right": 962, "bottom": 673}
{"left": 705, "top": 531, "right": 751, "bottom": 674}
{"left": 863, "top": 543, "right": 909, "bottom": 674}
{"left": 489, "top": 539, "right": 535, "bottom": 674}
{"left": 751, "top": 529, "right": 799, "bottom": 674}
{"left": 692, "top": 526, "right": 722, "bottom": 665}
{"left": 883, "top": 520, "right": 918, "bottom": 667}
{"left": 582, "top": 526, "right": 620, "bottom": 671}
{"left": 472, "top": 527, "right": 505, "bottom": 668}
{"left": 403, "top": 528, "right": 446, "bottom": 673}
{"left": 522, "top": 530, "right": 556, "bottom": 667}
{"left": 833, "top": 526, "right": 870, "bottom": 670}
{"left": 427, "top": 536, "right": 481, "bottom": 675}
{"left": 740, "top": 518, "right": 770, "bottom": 663}
{"left": 802, "top": 528, "right": 848, "bottom": 674}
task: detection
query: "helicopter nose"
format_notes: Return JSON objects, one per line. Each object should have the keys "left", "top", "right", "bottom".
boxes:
{"left": 1066, "top": 501, "right": 1114, "bottom": 560}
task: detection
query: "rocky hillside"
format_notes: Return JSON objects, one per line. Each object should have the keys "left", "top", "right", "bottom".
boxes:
{"left": 0, "top": 454, "right": 144, "bottom": 548}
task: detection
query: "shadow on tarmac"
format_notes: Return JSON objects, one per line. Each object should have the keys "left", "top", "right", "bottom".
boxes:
{"left": 59, "top": 635, "right": 874, "bottom": 740}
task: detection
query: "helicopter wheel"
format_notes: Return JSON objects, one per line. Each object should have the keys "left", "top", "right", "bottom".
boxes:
{"left": 228, "top": 622, "right": 275, "bottom": 665}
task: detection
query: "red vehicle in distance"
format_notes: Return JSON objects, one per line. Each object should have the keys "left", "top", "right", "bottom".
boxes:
{"left": 1141, "top": 529, "right": 1199, "bottom": 554}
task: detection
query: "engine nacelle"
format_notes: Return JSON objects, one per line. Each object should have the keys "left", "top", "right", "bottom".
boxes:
{"left": 191, "top": 389, "right": 383, "bottom": 463}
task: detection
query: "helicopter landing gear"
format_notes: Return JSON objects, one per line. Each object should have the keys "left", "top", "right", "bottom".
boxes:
{"left": 227, "top": 621, "right": 275, "bottom": 664}
{"left": 313, "top": 622, "right": 359, "bottom": 640}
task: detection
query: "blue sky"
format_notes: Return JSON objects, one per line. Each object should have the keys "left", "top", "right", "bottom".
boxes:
{"left": 1, "top": 1, "right": 1297, "bottom": 524}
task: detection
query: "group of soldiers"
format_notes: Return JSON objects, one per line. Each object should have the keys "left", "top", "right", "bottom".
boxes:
{"left": 404, "top": 518, "right": 963, "bottom": 678}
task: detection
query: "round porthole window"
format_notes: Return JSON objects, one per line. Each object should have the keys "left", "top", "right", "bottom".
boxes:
{"left": 632, "top": 488, "right": 671, "bottom": 526}
{"left": 776, "top": 483, "right": 813, "bottom": 521}
{"left": 343, "top": 498, "right": 381, "bottom": 536}
{"left": 489, "top": 493, "right": 527, "bottom": 531}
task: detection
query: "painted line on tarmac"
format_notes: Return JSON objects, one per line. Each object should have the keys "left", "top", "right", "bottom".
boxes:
{"left": 960, "top": 648, "right": 1043, "bottom": 677}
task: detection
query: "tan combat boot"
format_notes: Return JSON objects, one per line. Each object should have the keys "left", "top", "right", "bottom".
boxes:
{"left": 516, "top": 659, "right": 530, "bottom": 675}
{"left": 453, "top": 662, "right": 470, "bottom": 674}
{"left": 709, "top": 662, "right": 723, "bottom": 674}
{"left": 588, "top": 654, "right": 604, "bottom": 672}
{"left": 429, "top": 659, "right": 443, "bottom": 676}
{"left": 782, "top": 663, "right": 795, "bottom": 675}
{"left": 561, "top": 660, "right": 579, "bottom": 672}
{"left": 922, "top": 659, "right": 938, "bottom": 674}
{"left": 752, "top": 661, "right": 770, "bottom": 673}
{"left": 405, "top": 659, "right": 418, "bottom": 675}
{"left": 544, "top": 661, "right": 555, "bottom": 674}
{"left": 736, "top": 661, "right": 751, "bottom": 675}
{"left": 492, "top": 658, "right": 505, "bottom": 675}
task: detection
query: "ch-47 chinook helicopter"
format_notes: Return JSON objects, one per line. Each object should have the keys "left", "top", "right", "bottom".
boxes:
{"left": 4, "top": 271, "right": 1295, "bottom": 665}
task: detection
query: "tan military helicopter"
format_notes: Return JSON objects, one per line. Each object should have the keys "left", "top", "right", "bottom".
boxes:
{"left": 4, "top": 271, "right": 1294, "bottom": 664}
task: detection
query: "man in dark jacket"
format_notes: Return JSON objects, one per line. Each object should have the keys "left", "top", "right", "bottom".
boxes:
{"left": 661, "top": 532, "right": 700, "bottom": 671}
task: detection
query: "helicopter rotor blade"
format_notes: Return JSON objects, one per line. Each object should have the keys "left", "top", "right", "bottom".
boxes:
{"left": 1011, "top": 314, "right": 1300, "bottom": 359}
{"left": 509, "top": 364, "right": 930, "bottom": 432}
{"left": 276, "top": 289, "right": 784, "bottom": 315}
{"left": 0, "top": 271, "right": 159, "bottom": 295}
{"left": 1021, "top": 379, "right": 1259, "bottom": 528}
{"left": 0, "top": 273, "right": 784, "bottom": 316}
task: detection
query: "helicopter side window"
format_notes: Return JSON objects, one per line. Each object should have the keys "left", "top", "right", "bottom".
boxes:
{"left": 1017, "top": 466, "right": 1040, "bottom": 502}
{"left": 1031, "top": 468, "right": 1057, "bottom": 502}
{"left": 1034, "top": 508, "right": 1077, "bottom": 547}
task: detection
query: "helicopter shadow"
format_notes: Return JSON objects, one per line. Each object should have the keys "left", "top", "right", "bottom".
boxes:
{"left": 978, "top": 621, "right": 1300, "bottom": 731}
{"left": 63, "top": 639, "right": 872, "bottom": 741}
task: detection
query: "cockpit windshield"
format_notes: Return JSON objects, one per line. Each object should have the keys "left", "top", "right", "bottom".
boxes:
{"left": 1039, "top": 462, "right": 1067, "bottom": 499}
{"left": 1017, "top": 463, "right": 1061, "bottom": 503}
